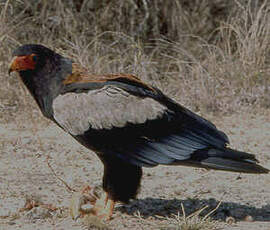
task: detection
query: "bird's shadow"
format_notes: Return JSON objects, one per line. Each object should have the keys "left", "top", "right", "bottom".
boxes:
{"left": 118, "top": 197, "right": 270, "bottom": 222}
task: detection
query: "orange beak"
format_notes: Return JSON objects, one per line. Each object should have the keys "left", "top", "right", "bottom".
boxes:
{"left": 8, "top": 55, "right": 36, "bottom": 75}
{"left": 8, "top": 56, "right": 19, "bottom": 75}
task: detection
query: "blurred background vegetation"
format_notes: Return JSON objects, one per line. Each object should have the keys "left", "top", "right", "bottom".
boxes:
{"left": 0, "top": 0, "right": 269, "bottom": 123}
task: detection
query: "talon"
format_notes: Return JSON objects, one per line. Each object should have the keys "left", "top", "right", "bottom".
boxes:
{"left": 103, "top": 198, "right": 115, "bottom": 220}
{"left": 70, "top": 192, "right": 86, "bottom": 220}
{"left": 70, "top": 186, "right": 97, "bottom": 220}
{"left": 69, "top": 186, "right": 115, "bottom": 221}
{"left": 92, "top": 192, "right": 115, "bottom": 220}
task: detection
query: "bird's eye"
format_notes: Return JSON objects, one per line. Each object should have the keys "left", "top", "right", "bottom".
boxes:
{"left": 31, "top": 54, "right": 37, "bottom": 63}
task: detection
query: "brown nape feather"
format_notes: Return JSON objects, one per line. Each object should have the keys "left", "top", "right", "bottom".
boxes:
{"left": 62, "top": 63, "right": 88, "bottom": 84}
{"left": 63, "top": 63, "right": 155, "bottom": 91}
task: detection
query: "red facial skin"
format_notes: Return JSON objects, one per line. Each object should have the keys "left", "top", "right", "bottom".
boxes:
{"left": 9, "top": 54, "right": 36, "bottom": 74}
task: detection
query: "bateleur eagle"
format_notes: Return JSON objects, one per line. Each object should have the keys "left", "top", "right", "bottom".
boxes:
{"left": 9, "top": 44, "right": 269, "bottom": 220}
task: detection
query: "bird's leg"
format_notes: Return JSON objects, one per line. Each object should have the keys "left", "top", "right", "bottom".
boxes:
{"left": 92, "top": 192, "right": 115, "bottom": 220}
{"left": 70, "top": 185, "right": 115, "bottom": 221}
{"left": 70, "top": 185, "right": 97, "bottom": 220}
{"left": 106, "top": 198, "right": 115, "bottom": 219}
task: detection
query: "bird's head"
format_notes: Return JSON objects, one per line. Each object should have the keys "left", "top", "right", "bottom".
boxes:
{"left": 9, "top": 44, "right": 72, "bottom": 116}
{"left": 9, "top": 44, "right": 72, "bottom": 85}
{"left": 9, "top": 44, "right": 62, "bottom": 75}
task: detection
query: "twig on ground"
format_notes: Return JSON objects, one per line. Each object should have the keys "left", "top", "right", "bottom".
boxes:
{"left": 46, "top": 156, "right": 77, "bottom": 193}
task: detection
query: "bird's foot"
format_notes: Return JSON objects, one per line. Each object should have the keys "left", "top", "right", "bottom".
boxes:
{"left": 91, "top": 192, "right": 115, "bottom": 220}
{"left": 70, "top": 185, "right": 97, "bottom": 220}
{"left": 70, "top": 185, "right": 115, "bottom": 221}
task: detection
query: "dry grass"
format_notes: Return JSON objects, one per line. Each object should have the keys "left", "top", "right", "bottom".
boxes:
{"left": 0, "top": 0, "right": 269, "bottom": 122}
{"left": 158, "top": 203, "right": 222, "bottom": 230}
{"left": 165, "top": 214, "right": 219, "bottom": 230}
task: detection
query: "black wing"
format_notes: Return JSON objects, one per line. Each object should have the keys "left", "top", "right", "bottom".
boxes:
{"left": 52, "top": 74, "right": 229, "bottom": 168}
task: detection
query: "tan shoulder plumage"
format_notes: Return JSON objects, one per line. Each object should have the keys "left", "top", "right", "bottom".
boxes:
{"left": 63, "top": 63, "right": 154, "bottom": 91}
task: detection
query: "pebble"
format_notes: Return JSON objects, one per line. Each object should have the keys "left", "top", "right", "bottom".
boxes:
{"left": 226, "top": 216, "right": 236, "bottom": 224}
{"left": 244, "top": 215, "right": 254, "bottom": 222}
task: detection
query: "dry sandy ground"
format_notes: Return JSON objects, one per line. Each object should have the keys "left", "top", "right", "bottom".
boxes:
{"left": 0, "top": 109, "right": 269, "bottom": 230}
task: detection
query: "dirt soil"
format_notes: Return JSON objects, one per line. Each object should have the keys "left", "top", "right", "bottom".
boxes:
{"left": 0, "top": 109, "right": 269, "bottom": 230}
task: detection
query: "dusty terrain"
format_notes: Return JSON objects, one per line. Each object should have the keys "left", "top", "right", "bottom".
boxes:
{"left": 0, "top": 108, "right": 269, "bottom": 230}
{"left": 0, "top": 1, "right": 269, "bottom": 229}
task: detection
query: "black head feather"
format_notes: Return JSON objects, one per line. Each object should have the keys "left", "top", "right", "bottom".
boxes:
{"left": 12, "top": 44, "right": 72, "bottom": 118}
{"left": 12, "top": 44, "right": 65, "bottom": 72}
{"left": 13, "top": 44, "right": 57, "bottom": 57}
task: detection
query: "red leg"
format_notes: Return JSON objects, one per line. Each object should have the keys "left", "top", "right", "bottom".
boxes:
{"left": 70, "top": 186, "right": 115, "bottom": 221}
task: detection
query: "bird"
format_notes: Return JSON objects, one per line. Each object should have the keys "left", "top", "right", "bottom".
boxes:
{"left": 9, "top": 44, "right": 269, "bottom": 220}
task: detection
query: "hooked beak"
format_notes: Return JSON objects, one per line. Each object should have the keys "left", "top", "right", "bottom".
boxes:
{"left": 8, "top": 55, "right": 36, "bottom": 75}
{"left": 8, "top": 56, "right": 18, "bottom": 75}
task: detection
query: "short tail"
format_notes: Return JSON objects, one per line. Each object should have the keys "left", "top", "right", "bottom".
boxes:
{"left": 181, "top": 147, "right": 269, "bottom": 174}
